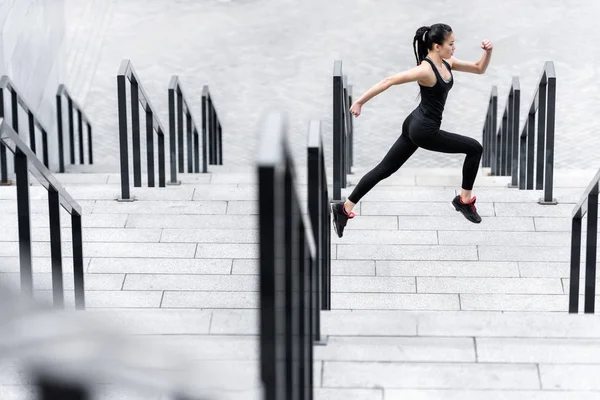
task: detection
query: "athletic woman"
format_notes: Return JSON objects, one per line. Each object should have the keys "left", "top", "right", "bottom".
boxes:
{"left": 331, "top": 23, "right": 493, "bottom": 237}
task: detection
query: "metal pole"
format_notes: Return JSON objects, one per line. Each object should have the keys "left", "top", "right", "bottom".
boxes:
{"left": 584, "top": 190, "right": 598, "bottom": 313}
{"left": 146, "top": 110, "right": 155, "bottom": 188}
{"left": 131, "top": 79, "right": 142, "bottom": 188}
{"left": 72, "top": 212, "right": 85, "bottom": 310}
{"left": 48, "top": 186, "right": 64, "bottom": 308}
{"left": 569, "top": 215, "right": 582, "bottom": 313}
{"left": 15, "top": 150, "right": 33, "bottom": 295}
{"left": 78, "top": 109, "right": 84, "bottom": 164}
{"left": 542, "top": 71, "right": 556, "bottom": 204}
{"left": 168, "top": 86, "right": 178, "bottom": 184}
{"left": 117, "top": 73, "right": 131, "bottom": 200}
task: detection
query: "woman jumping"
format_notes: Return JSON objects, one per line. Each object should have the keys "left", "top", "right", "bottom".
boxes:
{"left": 331, "top": 23, "right": 493, "bottom": 238}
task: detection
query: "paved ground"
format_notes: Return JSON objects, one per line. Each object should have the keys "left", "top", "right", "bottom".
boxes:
{"left": 65, "top": 0, "right": 600, "bottom": 173}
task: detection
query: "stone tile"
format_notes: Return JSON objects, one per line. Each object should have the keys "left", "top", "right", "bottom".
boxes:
{"left": 34, "top": 290, "right": 163, "bottom": 308}
{"left": 417, "top": 311, "right": 600, "bottom": 338}
{"left": 384, "top": 389, "right": 600, "bottom": 400}
{"left": 0, "top": 257, "right": 91, "bottom": 273}
{"left": 210, "top": 310, "right": 259, "bottom": 335}
{"left": 376, "top": 261, "right": 520, "bottom": 277}
{"left": 193, "top": 187, "right": 257, "bottom": 201}
{"left": 30, "top": 213, "right": 128, "bottom": 228}
{"left": 361, "top": 201, "right": 495, "bottom": 217}
{"left": 336, "top": 245, "right": 478, "bottom": 261}
{"left": 321, "top": 310, "right": 417, "bottom": 336}
{"left": 336, "top": 216, "right": 399, "bottom": 230}
{"left": 533, "top": 218, "right": 573, "bottom": 232}
{"left": 332, "top": 293, "right": 460, "bottom": 310}
{"left": 322, "top": 361, "right": 539, "bottom": 389}
{"left": 459, "top": 294, "right": 569, "bottom": 312}
{"left": 519, "top": 262, "right": 570, "bottom": 278}
{"left": 494, "top": 203, "right": 574, "bottom": 217}
{"left": 438, "top": 231, "right": 571, "bottom": 247}
{"left": 0, "top": 273, "right": 124, "bottom": 291}
{"left": 331, "top": 230, "right": 438, "bottom": 245}
{"left": 331, "top": 260, "right": 376, "bottom": 276}
{"left": 89, "top": 309, "right": 212, "bottom": 334}
{"left": 332, "top": 276, "right": 415, "bottom": 293}
{"left": 477, "top": 338, "right": 600, "bottom": 364}
{"left": 161, "top": 228, "right": 259, "bottom": 243}
{"left": 89, "top": 258, "right": 232, "bottom": 274}
{"left": 417, "top": 277, "right": 563, "bottom": 294}
{"left": 71, "top": 242, "right": 197, "bottom": 259}
{"left": 162, "top": 291, "right": 259, "bottom": 308}
{"left": 92, "top": 200, "right": 227, "bottom": 214}
{"left": 123, "top": 274, "right": 258, "bottom": 291}
{"left": 478, "top": 246, "right": 570, "bottom": 262}
{"left": 540, "top": 365, "right": 600, "bottom": 390}
{"left": 394, "top": 216, "right": 535, "bottom": 231}
{"left": 142, "top": 335, "right": 260, "bottom": 360}
{"left": 195, "top": 243, "right": 258, "bottom": 259}
{"left": 315, "top": 336, "right": 475, "bottom": 362}
{"left": 315, "top": 389, "right": 382, "bottom": 400}
{"left": 126, "top": 214, "right": 257, "bottom": 229}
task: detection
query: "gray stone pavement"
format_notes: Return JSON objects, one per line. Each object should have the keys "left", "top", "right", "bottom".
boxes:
{"left": 64, "top": 0, "right": 600, "bottom": 173}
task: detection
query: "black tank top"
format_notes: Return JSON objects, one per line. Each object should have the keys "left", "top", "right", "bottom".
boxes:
{"left": 418, "top": 57, "right": 454, "bottom": 124}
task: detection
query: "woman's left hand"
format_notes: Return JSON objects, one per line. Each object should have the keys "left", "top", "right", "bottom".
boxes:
{"left": 481, "top": 39, "right": 493, "bottom": 51}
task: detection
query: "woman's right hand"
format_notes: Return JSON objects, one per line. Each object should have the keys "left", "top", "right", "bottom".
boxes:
{"left": 350, "top": 101, "right": 362, "bottom": 117}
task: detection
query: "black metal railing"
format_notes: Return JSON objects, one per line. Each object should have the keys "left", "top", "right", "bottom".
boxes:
{"left": 0, "top": 118, "right": 85, "bottom": 310}
{"left": 258, "top": 112, "right": 319, "bottom": 399}
{"left": 307, "top": 119, "right": 332, "bottom": 341}
{"left": 484, "top": 62, "right": 557, "bottom": 204}
{"left": 0, "top": 76, "right": 50, "bottom": 185}
{"left": 482, "top": 86, "right": 497, "bottom": 171}
{"left": 519, "top": 61, "right": 557, "bottom": 204}
{"left": 168, "top": 76, "right": 201, "bottom": 184}
{"left": 568, "top": 169, "right": 600, "bottom": 314}
{"left": 117, "top": 60, "right": 167, "bottom": 201}
{"left": 490, "top": 77, "right": 520, "bottom": 180}
{"left": 202, "top": 85, "right": 223, "bottom": 169}
{"left": 56, "top": 84, "right": 93, "bottom": 173}
{"left": 333, "top": 60, "right": 354, "bottom": 201}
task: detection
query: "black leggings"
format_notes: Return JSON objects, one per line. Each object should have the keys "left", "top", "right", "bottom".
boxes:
{"left": 347, "top": 110, "right": 483, "bottom": 204}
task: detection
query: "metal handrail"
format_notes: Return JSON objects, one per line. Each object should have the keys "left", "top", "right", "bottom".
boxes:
{"left": 519, "top": 61, "right": 557, "bottom": 204}
{"left": 202, "top": 85, "right": 223, "bottom": 169}
{"left": 56, "top": 84, "right": 93, "bottom": 172}
{"left": 568, "top": 168, "right": 600, "bottom": 314}
{"left": 258, "top": 111, "right": 319, "bottom": 398}
{"left": 492, "top": 77, "right": 520, "bottom": 179}
{"left": 0, "top": 118, "right": 85, "bottom": 309}
{"left": 0, "top": 76, "right": 50, "bottom": 184}
{"left": 307, "top": 119, "right": 333, "bottom": 341}
{"left": 333, "top": 60, "right": 354, "bottom": 201}
{"left": 482, "top": 86, "right": 497, "bottom": 170}
{"left": 117, "top": 60, "right": 167, "bottom": 200}
{"left": 168, "top": 76, "right": 201, "bottom": 184}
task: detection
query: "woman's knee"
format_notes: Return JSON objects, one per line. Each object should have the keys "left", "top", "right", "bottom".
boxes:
{"left": 468, "top": 140, "right": 483, "bottom": 157}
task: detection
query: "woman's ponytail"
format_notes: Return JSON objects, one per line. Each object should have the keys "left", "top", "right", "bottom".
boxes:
{"left": 413, "top": 26, "right": 431, "bottom": 65}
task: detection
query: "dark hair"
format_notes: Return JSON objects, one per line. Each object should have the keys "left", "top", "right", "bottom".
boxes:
{"left": 413, "top": 23, "right": 453, "bottom": 65}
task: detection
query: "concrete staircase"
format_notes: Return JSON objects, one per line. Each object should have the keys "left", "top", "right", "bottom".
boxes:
{"left": 1, "top": 165, "right": 600, "bottom": 399}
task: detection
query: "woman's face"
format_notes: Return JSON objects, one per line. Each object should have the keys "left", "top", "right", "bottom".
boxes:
{"left": 437, "top": 32, "right": 455, "bottom": 58}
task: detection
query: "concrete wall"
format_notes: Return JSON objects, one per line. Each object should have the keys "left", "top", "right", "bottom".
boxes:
{"left": 0, "top": 0, "right": 66, "bottom": 172}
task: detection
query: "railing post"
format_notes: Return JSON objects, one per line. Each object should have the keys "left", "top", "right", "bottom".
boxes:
{"left": 28, "top": 111, "right": 36, "bottom": 155}
{"left": 87, "top": 122, "right": 93, "bottom": 165}
{"left": 307, "top": 120, "right": 322, "bottom": 343}
{"left": 48, "top": 186, "right": 64, "bottom": 308}
{"left": 146, "top": 109, "right": 155, "bottom": 188}
{"left": 193, "top": 128, "right": 200, "bottom": 173}
{"left": 500, "top": 110, "right": 508, "bottom": 176}
{"left": 68, "top": 97, "right": 75, "bottom": 165}
{"left": 519, "top": 124, "right": 527, "bottom": 190}
{"left": 168, "top": 85, "right": 178, "bottom": 184}
{"left": 536, "top": 79, "right": 547, "bottom": 191}
{"left": 348, "top": 85, "right": 354, "bottom": 171}
{"left": 584, "top": 189, "right": 598, "bottom": 314}
{"left": 201, "top": 89, "right": 208, "bottom": 173}
{"left": 15, "top": 149, "right": 33, "bottom": 296}
{"left": 333, "top": 61, "right": 343, "bottom": 200}
{"left": 42, "top": 129, "right": 49, "bottom": 168}
{"left": 186, "top": 111, "right": 193, "bottom": 173}
{"left": 177, "top": 88, "right": 184, "bottom": 174}
{"left": 526, "top": 112, "right": 535, "bottom": 190}
{"left": 217, "top": 120, "right": 223, "bottom": 165}
{"left": 158, "top": 130, "right": 166, "bottom": 188}
{"left": 77, "top": 109, "right": 84, "bottom": 164}
{"left": 569, "top": 214, "right": 582, "bottom": 313}
{"left": 131, "top": 78, "right": 142, "bottom": 188}
{"left": 541, "top": 63, "right": 557, "bottom": 204}
{"left": 117, "top": 71, "right": 131, "bottom": 201}
{"left": 72, "top": 212, "right": 85, "bottom": 310}
{"left": 0, "top": 89, "right": 7, "bottom": 184}
{"left": 510, "top": 79, "right": 520, "bottom": 188}
{"left": 211, "top": 99, "right": 217, "bottom": 166}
